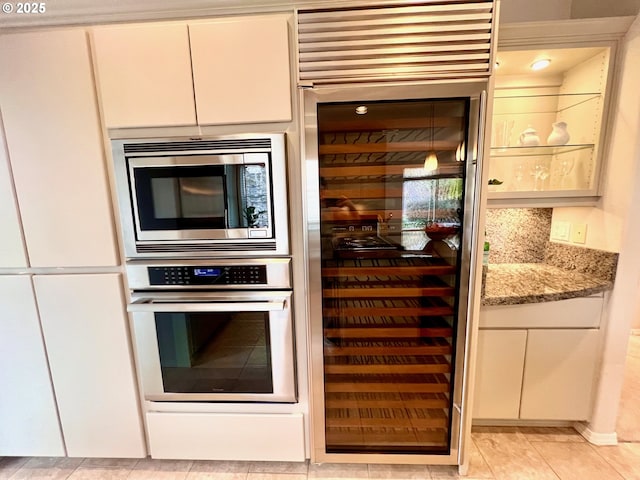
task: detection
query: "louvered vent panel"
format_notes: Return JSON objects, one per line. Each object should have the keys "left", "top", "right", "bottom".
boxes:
{"left": 123, "top": 139, "right": 272, "bottom": 155}
{"left": 297, "top": 1, "right": 496, "bottom": 84}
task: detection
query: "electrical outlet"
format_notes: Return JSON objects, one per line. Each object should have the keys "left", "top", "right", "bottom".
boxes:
{"left": 571, "top": 223, "right": 588, "bottom": 244}
{"left": 551, "top": 221, "right": 571, "bottom": 241}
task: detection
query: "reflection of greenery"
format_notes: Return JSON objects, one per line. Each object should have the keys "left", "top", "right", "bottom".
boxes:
{"left": 244, "top": 206, "right": 266, "bottom": 227}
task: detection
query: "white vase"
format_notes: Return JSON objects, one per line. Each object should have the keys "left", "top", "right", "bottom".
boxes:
{"left": 547, "top": 121, "right": 570, "bottom": 145}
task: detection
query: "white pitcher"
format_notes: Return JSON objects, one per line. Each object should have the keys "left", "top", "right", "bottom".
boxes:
{"left": 547, "top": 121, "right": 570, "bottom": 145}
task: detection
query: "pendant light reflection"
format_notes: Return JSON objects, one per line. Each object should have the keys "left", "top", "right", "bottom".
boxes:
{"left": 455, "top": 142, "right": 465, "bottom": 162}
{"left": 424, "top": 103, "right": 439, "bottom": 172}
{"left": 423, "top": 152, "right": 439, "bottom": 171}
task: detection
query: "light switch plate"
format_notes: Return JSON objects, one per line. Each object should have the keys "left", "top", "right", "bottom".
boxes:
{"left": 551, "top": 221, "right": 571, "bottom": 241}
{"left": 571, "top": 223, "right": 588, "bottom": 244}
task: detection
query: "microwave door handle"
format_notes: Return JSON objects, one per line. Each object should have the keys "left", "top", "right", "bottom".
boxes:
{"left": 127, "top": 300, "right": 287, "bottom": 313}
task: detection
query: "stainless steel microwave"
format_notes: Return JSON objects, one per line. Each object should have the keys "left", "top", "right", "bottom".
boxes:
{"left": 111, "top": 133, "right": 289, "bottom": 258}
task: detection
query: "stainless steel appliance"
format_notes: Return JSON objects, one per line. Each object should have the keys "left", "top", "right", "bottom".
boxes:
{"left": 126, "top": 258, "right": 296, "bottom": 403}
{"left": 111, "top": 133, "right": 289, "bottom": 258}
{"left": 303, "top": 83, "right": 486, "bottom": 461}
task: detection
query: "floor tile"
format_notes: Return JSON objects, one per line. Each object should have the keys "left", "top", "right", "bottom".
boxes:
{"left": 0, "top": 457, "right": 30, "bottom": 479}
{"left": 531, "top": 442, "right": 624, "bottom": 480}
{"left": 9, "top": 457, "right": 84, "bottom": 480}
{"left": 472, "top": 427, "right": 559, "bottom": 479}
{"left": 80, "top": 458, "right": 140, "bottom": 468}
{"left": 246, "top": 474, "right": 308, "bottom": 480}
{"left": 128, "top": 458, "right": 193, "bottom": 480}
{"left": 367, "top": 463, "right": 429, "bottom": 479}
{"left": 465, "top": 439, "right": 494, "bottom": 479}
{"left": 67, "top": 466, "right": 132, "bottom": 480}
{"left": 591, "top": 443, "right": 640, "bottom": 480}
{"left": 307, "top": 462, "right": 369, "bottom": 479}
{"left": 188, "top": 461, "right": 249, "bottom": 474}
{"left": 248, "top": 461, "right": 309, "bottom": 474}
{"left": 517, "top": 427, "right": 585, "bottom": 443}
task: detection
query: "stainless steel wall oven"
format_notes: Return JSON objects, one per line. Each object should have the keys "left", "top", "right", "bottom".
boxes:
{"left": 111, "top": 133, "right": 289, "bottom": 259}
{"left": 126, "top": 258, "right": 296, "bottom": 403}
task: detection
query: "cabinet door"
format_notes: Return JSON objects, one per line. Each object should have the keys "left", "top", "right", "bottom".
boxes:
{"left": 34, "top": 274, "right": 146, "bottom": 458}
{"left": 0, "top": 29, "right": 118, "bottom": 268}
{"left": 0, "top": 116, "right": 27, "bottom": 268}
{"left": 0, "top": 275, "right": 64, "bottom": 456}
{"left": 520, "top": 329, "right": 599, "bottom": 420}
{"left": 473, "top": 329, "right": 527, "bottom": 419}
{"left": 92, "top": 23, "right": 197, "bottom": 128}
{"left": 189, "top": 14, "right": 292, "bottom": 125}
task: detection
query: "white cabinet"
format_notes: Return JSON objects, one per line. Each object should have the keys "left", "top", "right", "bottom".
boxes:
{"left": 0, "top": 29, "right": 118, "bottom": 268}
{"left": 520, "top": 329, "right": 600, "bottom": 420}
{"left": 474, "top": 296, "right": 603, "bottom": 421}
{"left": 189, "top": 14, "right": 292, "bottom": 125}
{"left": 33, "top": 273, "right": 146, "bottom": 458}
{"left": 473, "top": 329, "right": 527, "bottom": 420}
{"left": 92, "top": 23, "right": 197, "bottom": 128}
{"left": 488, "top": 45, "right": 613, "bottom": 203}
{"left": 91, "top": 14, "right": 292, "bottom": 128}
{"left": 0, "top": 275, "right": 64, "bottom": 457}
{"left": 0, "top": 116, "right": 27, "bottom": 268}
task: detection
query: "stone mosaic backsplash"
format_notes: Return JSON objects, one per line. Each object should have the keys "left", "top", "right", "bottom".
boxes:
{"left": 485, "top": 208, "right": 552, "bottom": 264}
{"left": 484, "top": 207, "right": 619, "bottom": 286}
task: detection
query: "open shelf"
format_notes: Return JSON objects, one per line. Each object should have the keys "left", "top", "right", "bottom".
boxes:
{"left": 489, "top": 143, "right": 594, "bottom": 158}
{"left": 493, "top": 92, "right": 600, "bottom": 114}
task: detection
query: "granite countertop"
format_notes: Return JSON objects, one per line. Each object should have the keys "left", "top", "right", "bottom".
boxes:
{"left": 482, "top": 263, "right": 613, "bottom": 306}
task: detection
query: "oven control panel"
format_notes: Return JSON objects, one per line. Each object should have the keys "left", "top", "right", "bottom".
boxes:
{"left": 148, "top": 265, "right": 267, "bottom": 286}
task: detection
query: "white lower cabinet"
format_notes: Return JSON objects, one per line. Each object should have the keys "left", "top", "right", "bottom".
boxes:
{"left": 473, "top": 330, "right": 527, "bottom": 420}
{"left": 0, "top": 275, "right": 65, "bottom": 456}
{"left": 33, "top": 273, "right": 146, "bottom": 458}
{"left": 474, "top": 297, "right": 603, "bottom": 421}
{"left": 520, "top": 329, "right": 600, "bottom": 420}
{"left": 146, "top": 412, "right": 305, "bottom": 461}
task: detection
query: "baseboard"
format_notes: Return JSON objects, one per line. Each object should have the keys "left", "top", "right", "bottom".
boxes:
{"left": 472, "top": 419, "right": 573, "bottom": 427}
{"left": 574, "top": 422, "right": 618, "bottom": 445}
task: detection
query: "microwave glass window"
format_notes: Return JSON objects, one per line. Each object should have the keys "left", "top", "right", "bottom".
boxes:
{"left": 133, "top": 163, "right": 270, "bottom": 231}
{"left": 155, "top": 311, "right": 274, "bottom": 394}
{"left": 151, "top": 177, "right": 225, "bottom": 219}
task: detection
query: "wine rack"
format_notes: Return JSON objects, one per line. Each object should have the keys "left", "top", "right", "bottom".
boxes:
{"left": 317, "top": 99, "right": 467, "bottom": 455}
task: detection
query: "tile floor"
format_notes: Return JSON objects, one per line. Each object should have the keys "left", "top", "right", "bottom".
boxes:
{"left": 1, "top": 336, "right": 638, "bottom": 480}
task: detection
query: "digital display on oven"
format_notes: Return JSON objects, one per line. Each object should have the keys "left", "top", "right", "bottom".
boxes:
{"left": 193, "top": 268, "right": 222, "bottom": 277}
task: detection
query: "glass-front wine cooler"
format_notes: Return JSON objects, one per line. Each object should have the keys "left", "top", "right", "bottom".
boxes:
{"left": 304, "top": 84, "right": 485, "bottom": 463}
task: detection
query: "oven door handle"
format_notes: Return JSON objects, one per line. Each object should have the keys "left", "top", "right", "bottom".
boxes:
{"left": 127, "top": 299, "right": 287, "bottom": 313}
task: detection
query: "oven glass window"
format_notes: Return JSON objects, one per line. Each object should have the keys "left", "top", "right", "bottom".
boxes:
{"left": 154, "top": 311, "right": 274, "bottom": 394}
{"left": 133, "top": 163, "right": 270, "bottom": 231}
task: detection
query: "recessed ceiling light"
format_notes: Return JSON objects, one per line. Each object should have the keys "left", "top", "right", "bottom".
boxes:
{"left": 530, "top": 58, "right": 551, "bottom": 71}
{"left": 355, "top": 105, "right": 368, "bottom": 115}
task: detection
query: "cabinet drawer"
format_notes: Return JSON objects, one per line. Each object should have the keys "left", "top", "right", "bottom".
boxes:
{"left": 480, "top": 296, "right": 603, "bottom": 329}
{"left": 147, "top": 412, "right": 305, "bottom": 461}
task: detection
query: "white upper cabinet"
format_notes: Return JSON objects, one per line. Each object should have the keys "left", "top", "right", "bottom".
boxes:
{"left": 34, "top": 273, "right": 146, "bottom": 458}
{"left": 91, "top": 14, "right": 292, "bottom": 128}
{"left": 92, "top": 23, "right": 197, "bottom": 128}
{"left": 0, "top": 116, "right": 27, "bottom": 269}
{"left": 0, "top": 29, "right": 119, "bottom": 268}
{"left": 189, "top": 14, "right": 292, "bottom": 125}
{"left": 0, "top": 275, "right": 64, "bottom": 457}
